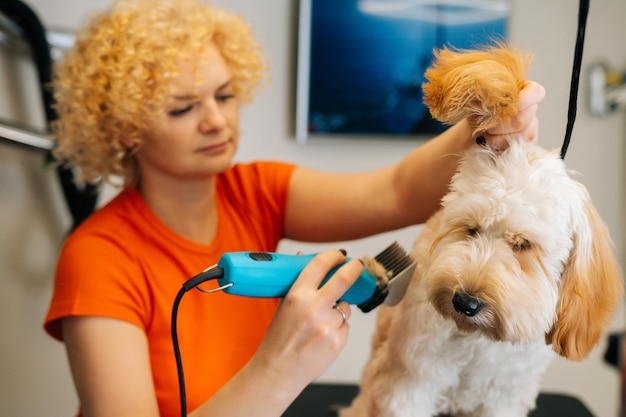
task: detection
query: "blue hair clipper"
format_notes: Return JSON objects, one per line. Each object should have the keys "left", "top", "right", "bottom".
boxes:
{"left": 215, "top": 242, "right": 416, "bottom": 312}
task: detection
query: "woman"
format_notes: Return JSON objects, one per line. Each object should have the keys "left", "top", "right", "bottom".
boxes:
{"left": 43, "top": 0, "right": 545, "bottom": 416}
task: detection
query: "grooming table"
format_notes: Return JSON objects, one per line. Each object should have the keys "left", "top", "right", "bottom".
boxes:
{"left": 283, "top": 383, "right": 595, "bottom": 417}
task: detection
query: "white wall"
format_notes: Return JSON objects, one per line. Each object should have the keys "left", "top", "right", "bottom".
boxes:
{"left": 1, "top": 0, "right": 625, "bottom": 416}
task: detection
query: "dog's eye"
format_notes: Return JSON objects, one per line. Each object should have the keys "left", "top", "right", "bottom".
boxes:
{"left": 466, "top": 226, "right": 479, "bottom": 237}
{"left": 511, "top": 238, "right": 531, "bottom": 251}
{"left": 505, "top": 231, "right": 531, "bottom": 251}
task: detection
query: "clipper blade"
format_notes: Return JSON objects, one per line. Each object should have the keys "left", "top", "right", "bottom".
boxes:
{"left": 358, "top": 241, "right": 416, "bottom": 312}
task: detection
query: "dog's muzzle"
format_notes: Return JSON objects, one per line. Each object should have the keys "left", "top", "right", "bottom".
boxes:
{"left": 452, "top": 291, "right": 484, "bottom": 317}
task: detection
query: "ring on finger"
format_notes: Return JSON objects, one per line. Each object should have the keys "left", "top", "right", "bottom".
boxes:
{"left": 333, "top": 304, "right": 347, "bottom": 325}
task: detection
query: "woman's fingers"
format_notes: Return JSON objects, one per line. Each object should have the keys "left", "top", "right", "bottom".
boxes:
{"left": 289, "top": 249, "right": 363, "bottom": 306}
{"left": 318, "top": 258, "right": 363, "bottom": 305}
{"left": 486, "top": 81, "right": 545, "bottom": 137}
{"left": 519, "top": 81, "right": 546, "bottom": 110}
{"left": 332, "top": 301, "right": 351, "bottom": 327}
{"left": 478, "top": 81, "right": 544, "bottom": 150}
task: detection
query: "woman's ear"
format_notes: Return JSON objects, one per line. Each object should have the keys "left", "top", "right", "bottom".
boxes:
{"left": 119, "top": 132, "right": 136, "bottom": 149}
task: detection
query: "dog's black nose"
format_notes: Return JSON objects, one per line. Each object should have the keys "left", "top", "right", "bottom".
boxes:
{"left": 452, "top": 291, "right": 483, "bottom": 316}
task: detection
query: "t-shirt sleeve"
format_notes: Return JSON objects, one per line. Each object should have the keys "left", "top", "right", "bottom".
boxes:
{"left": 219, "top": 161, "right": 296, "bottom": 248}
{"left": 251, "top": 161, "right": 296, "bottom": 220}
{"left": 44, "top": 230, "right": 149, "bottom": 341}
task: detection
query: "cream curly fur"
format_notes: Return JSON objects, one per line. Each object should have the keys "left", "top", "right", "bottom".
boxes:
{"left": 340, "top": 45, "right": 623, "bottom": 417}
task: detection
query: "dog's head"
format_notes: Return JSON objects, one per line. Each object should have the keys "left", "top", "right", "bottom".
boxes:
{"left": 420, "top": 45, "right": 623, "bottom": 361}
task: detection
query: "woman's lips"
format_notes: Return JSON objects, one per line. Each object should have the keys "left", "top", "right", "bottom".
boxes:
{"left": 196, "top": 140, "right": 229, "bottom": 154}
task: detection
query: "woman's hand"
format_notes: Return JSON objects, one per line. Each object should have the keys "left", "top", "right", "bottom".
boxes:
{"left": 199, "top": 249, "right": 362, "bottom": 417}
{"left": 252, "top": 249, "right": 362, "bottom": 392}
{"left": 478, "top": 80, "right": 546, "bottom": 149}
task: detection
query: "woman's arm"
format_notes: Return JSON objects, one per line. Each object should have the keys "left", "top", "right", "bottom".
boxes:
{"left": 284, "top": 82, "right": 545, "bottom": 242}
{"left": 62, "top": 317, "right": 161, "bottom": 417}
{"left": 62, "top": 250, "right": 362, "bottom": 417}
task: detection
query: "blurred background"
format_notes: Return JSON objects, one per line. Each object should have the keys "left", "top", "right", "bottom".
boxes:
{"left": 1, "top": 0, "right": 625, "bottom": 416}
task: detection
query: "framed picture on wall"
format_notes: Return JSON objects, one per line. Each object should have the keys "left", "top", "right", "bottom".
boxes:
{"left": 295, "top": 0, "right": 511, "bottom": 142}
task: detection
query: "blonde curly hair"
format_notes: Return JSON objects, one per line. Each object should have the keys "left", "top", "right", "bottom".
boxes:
{"left": 51, "top": 0, "right": 268, "bottom": 186}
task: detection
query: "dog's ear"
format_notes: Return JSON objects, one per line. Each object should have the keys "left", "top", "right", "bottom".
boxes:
{"left": 547, "top": 203, "right": 624, "bottom": 361}
{"left": 422, "top": 44, "right": 530, "bottom": 135}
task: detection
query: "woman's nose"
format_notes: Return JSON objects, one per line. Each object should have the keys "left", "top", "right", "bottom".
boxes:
{"left": 199, "top": 100, "right": 227, "bottom": 132}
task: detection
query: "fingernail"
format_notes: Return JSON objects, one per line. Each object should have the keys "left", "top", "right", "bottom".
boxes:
{"left": 339, "top": 249, "right": 347, "bottom": 256}
{"left": 475, "top": 136, "right": 487, "bottom": 146}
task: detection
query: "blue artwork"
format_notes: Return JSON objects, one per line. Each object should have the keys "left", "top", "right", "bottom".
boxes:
{"left": 296, "top": 0, "right": 510, "bottom": 141}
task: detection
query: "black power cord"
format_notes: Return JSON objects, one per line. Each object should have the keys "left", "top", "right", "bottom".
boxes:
{"left": 560, "top": 0, "right": 590, "bottom": 159}
{"left": 171, "top": 267, "right": 225, "bottom": 417}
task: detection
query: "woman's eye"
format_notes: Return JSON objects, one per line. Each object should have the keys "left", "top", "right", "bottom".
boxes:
{"left": 168, "top": 105, "right": 194, "bottom": 117}
{"left": 217, "top": 94, "right": 235, "bottom": 103}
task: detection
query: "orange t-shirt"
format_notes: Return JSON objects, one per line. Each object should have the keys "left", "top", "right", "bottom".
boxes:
{"left": 44, "top": 161, "right": 296, "bottom": 417}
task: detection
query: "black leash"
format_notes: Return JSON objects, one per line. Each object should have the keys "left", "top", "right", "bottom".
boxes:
{"left": 560, "top": 0, "right": 590, "bottom": 159}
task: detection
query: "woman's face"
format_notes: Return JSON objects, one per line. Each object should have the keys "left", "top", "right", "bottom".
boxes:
{"left": 135, "top": 42, "right": 240, "bottom": 183}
